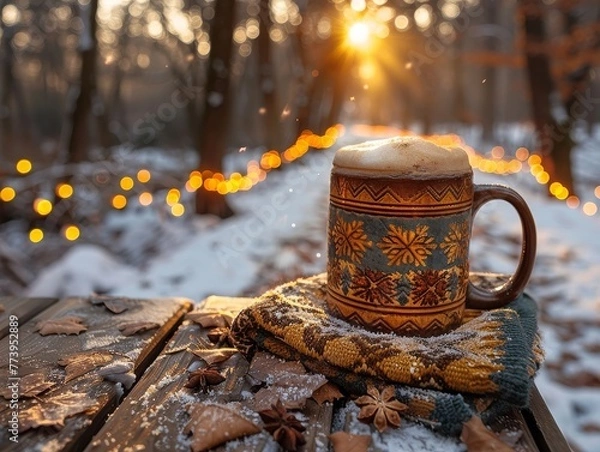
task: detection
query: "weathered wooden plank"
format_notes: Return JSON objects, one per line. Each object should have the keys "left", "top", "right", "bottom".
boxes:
{"left": 0, "top": 296, "right": 192, "bottom": 451}
{"left": 490, "top": 407, "right": 539, "bottom": 451}
{"left": 85, "top": 320, "right": 208, "bottom": 452}
{"left": 0, "top": 297, "right": 57, "bottom": 339}
{"left": 88, "top": 300, "right": 334, "bottom": 451}
{"left": 521, "top": 384, "right": 573, "bottom": 452}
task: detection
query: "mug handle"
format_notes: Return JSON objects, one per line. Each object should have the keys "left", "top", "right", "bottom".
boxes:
{"left": 466, "top": 184, "right": 537, "bottom": 309}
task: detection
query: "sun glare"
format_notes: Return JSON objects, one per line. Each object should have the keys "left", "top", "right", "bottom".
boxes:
{"left": 348, "top": 21, "right": 371, "bottom": 49}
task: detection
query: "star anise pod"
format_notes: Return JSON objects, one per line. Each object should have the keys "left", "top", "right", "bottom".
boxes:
{"left": 184, "top": 364, "right": 226, "bottom": 392}
{"left": 355, "top": 385, "right": 408, "bottom": 433}
{"left": 206, "top": 327, "right": 231, "bottom": 346}
{"left": 258, "top": 399, "right": 306, "bottom": 451}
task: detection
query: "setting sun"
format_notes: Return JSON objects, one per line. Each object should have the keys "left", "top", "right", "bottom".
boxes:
{"left": 347, "top": 21, "right": 371, "bottom": 49}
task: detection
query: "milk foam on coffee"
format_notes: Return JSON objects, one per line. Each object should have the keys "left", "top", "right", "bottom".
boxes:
{"left": 333, "top": 136, "right": 471, "bottom": 176}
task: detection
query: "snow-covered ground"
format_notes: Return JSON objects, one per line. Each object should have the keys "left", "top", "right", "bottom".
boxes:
{"left": 21, "top": 128, "right": 600, "bottom": 451}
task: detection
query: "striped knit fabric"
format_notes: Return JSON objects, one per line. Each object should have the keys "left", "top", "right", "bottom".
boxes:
{"left": 230, "top": 274, "right": 544, "bottom": 435}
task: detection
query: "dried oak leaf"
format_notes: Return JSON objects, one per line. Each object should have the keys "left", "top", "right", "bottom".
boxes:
{"left": 250, "top": 352, "right": 327, "bottom": 411}
{"left": 190, "top": 347, "right": 238, "bottom": 365}
{"left": 311, "top": 382, "right": 344, "bottom": 405}
{"left": 329, "top": 431, "right": 371, "bottom": 452}
{"left": 97, "top": 359, "right": 136, "bottom": 389}
{"left": 118, "top": 321, "right": 160, "bottom": 336}
{"left": 58, "top": 351, "right": 114, "bottom": 383}
{"left": 1, "top": 373, "right": 55, "bottom": 399}
{"left": 460, "top": 416, "right": 514, "bottom": 452}
{"left": 185, "top": 364, "right": 226, "bottom": 392}
{"left": 184, "top": 403, "right": 260, "bottom": 452}
{"left": 90, "top": 297, "right": 129, "bottom": 314}
{"left": 259, "top": 399, "right": 306, "bottom": 452}
{"left": 355, "top": 385, "right": 408, "bottom": 433}
{"left": 19, "top": 392, "right": 98, "bottom": 432}
{"left": 186, "top": 309, "right": 234, "bottom": 328}
{"left": 35, "top": 316, "right": 87, "bottom": 336}
{"left": 0, "top": 303, "right": 4, "bottom": 313}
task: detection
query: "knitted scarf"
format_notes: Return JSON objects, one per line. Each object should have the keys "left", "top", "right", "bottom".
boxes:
{"left": 229, "top": 274, "right": 544, "bottom": 435}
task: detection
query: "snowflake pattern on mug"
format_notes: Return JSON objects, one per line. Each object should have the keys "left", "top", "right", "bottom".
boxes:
{"left": 378, "top": 224, "right": 437, "bottom": 267}
{"left": 408, "top": 269, "right": 451, "bottom": 306}
{"left": 440, "top": 221, "right": 470, "bottom": 264}
{"left": 351, "top": 268, "right": 399, "bottom": 306}
{"left": 330, "top": 214, "right": 372, "bottom": 262}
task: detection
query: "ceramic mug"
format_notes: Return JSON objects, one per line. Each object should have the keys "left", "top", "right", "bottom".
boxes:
{"left": 326, "top": 137, "right": 536, "bottom": 336}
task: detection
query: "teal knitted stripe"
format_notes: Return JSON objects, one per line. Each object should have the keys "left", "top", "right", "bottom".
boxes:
{"left": 489, "top": 294, "right": 539, "bottom": 407}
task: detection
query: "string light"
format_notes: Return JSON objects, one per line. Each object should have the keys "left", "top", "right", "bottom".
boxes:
{"left": 33, "top": 198, "right": 53, "bottom": 216}
{"left": 139, "top": 192, "right": 153, "bottom": 206}
{"left": 63, "top": 225, "right": 80, "bottom": 241}
{"left": 165, "top": 188, "right": 180, "bottom": 206}
{"left": 56, "top": 183, "right": 74, "bottom": 199}
{"left": 137, "top": 169, "right": 151, "bottom": 183}
{"left": 566, "top": 196, "right": 580, "bottom": 209}
{"left": 0, "top": 187, "right": 16, "bottom": 202}
{"left": 16, "top": 159, "right": 32, "bottom": 174}
{"left": 171, "top": 203, "right": 185, "bottom": 216}
{"left": 120, "top": 176, "right": 134, "bottom": 191}
{"left": 112, "top": 194, "right": 127, "bottom": 209}
{"left": 13, "top": 124, "right": 600, "bottom": 245}
{"left": 29, "top": 228, "right": 44, "bottom": 243}
{"left": 583, "top": 202, "right": 598, "bottom": 216}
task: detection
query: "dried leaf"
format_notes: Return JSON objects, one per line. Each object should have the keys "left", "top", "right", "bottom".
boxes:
{"left": 329, "top": 431, "right": 371, "bottom": 452}
{"left": 460, "top": 416, "right": 514, "bottom": 451}
{"left": 1, "top": 373, "right": 54, "bottom": 399}
{"left": 311, "top": 382, "right": 344, "bottom": 405}
{"left": 90, "top": 297, "right": 129, "bottom": 314}
{"left": 582, "top": 422, "right": 600, "bottom": 432}
{"left": 97, "top": 359, "right": 136, "bottom": 389}
{"left": 0, "top": 304, "right": 4, "bottom": 313}
{"left": 35, "top": 316, "right": 87, "bottom": 336}
{"left": 103, "top": 299, "right": 129, "bottom": 314}
{"left": 184, "top": 403, "right": 260, "bottom": 452}
{"left": 58, "top": 351, "right": 114, "bottom": 383}
{"left": 186, "top": 309, "right": 234, "bottom": 328}
{"left": 118, "top": 321, "right": 160, "bottom": 336}
{"left": 19, "top": 392, "right": 98, "bottom": 432}
{"left": 190, "top": 347, "right": 238, "bottom": 365}
{"left": 250, "top": 352, "right": 327, "bottom": 411}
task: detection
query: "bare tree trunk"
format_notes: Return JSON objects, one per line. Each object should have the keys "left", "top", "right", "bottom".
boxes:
{"left": 66, "top": 0, "right": 100, "bottom": 165}
{"left": 195, "top": 0, "right": 235, "bottom": 218}
{"left": 105, "top": 10, "right": 133, "bottom": 144}
{"left": 258, "top": 0, "right": 281, "bottom": 149}
{"left": 481, "top": 0, "right": 498, "bottom": 142}
{"left": 1, "top": 16, "right": 32, "bottom": 161}
{"left": 521, "top": 0, "right": 576, "bottom": 195}
{"left": 0, "top": 24, "right": 14, "bottom": 160}
{"left": 452, "top": 36, "right": 467, "bottom": 124}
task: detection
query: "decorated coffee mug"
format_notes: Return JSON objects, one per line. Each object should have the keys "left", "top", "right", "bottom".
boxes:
{"left": 326, "top": 137, "right": 536, "bottom": 336}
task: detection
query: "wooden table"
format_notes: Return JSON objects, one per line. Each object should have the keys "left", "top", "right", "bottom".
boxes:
{"left": 0, "top": 296, "right": 571, "bottom": 451}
